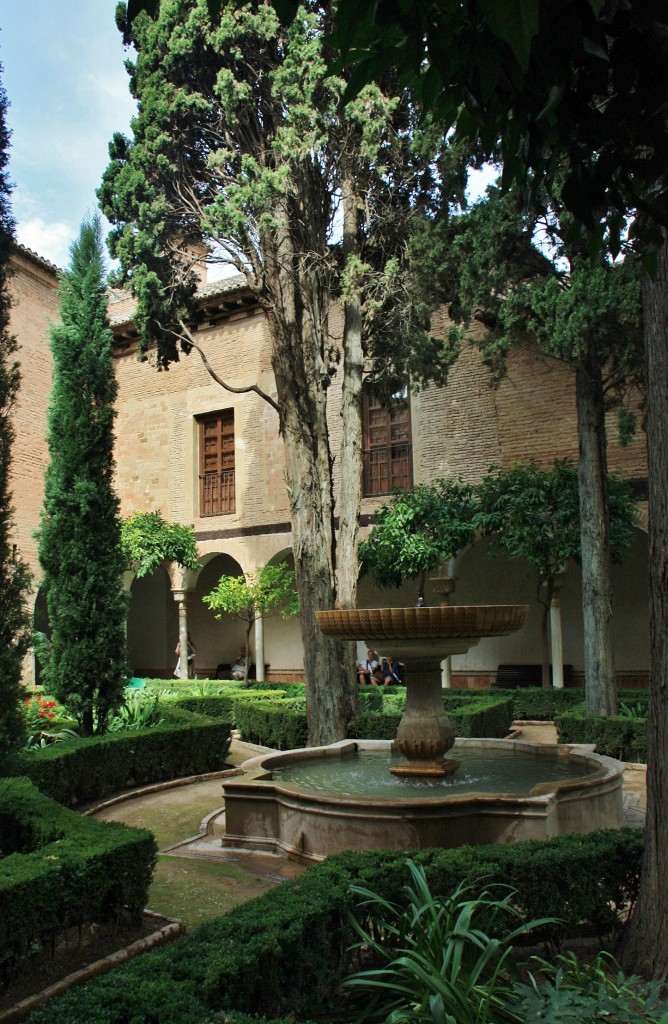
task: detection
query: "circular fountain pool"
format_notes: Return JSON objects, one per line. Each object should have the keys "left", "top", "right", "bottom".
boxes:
{"left": 221, "top": 738, "right": 624, "bottom": 862}
{"left": 268, "top": 745, "right": 592, "bottom": 797}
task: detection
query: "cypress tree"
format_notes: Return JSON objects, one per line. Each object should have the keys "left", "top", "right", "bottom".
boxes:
{"left": 38, "top": 216, "right": 127, "bottom": 736}
{"left": 0, "top": 70, "right": 31, "bottom": 767}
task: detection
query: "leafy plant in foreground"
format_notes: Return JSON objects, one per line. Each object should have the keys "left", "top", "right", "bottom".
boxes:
{"left": 512, "top": 949, "right": 668, "bottom": 1023}
{"left": 341, "top": 859, "right": 555, "bottom": 1024}
{"left": 105, "top": 690, "right": 163, "bottom": 732}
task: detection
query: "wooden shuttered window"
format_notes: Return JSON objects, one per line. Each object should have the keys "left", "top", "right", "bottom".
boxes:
{"left": 199, "top": 410, "right": 236, "bottom": 516}
{"left": 362, "top": 388, "right": 413, "bottom": 497}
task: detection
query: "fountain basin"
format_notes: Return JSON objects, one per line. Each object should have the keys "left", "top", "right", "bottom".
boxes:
{"left": 221, "top": 739, "right": 624, "bottom": 863}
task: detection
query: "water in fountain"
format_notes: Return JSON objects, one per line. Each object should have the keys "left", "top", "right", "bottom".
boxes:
{"left": 268, "top": 746, "right": 591, "bottom": 798}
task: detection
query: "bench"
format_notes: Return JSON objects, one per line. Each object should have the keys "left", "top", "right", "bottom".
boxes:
{"left": 215, "top": 663, "right": 270, "bottom": 681}
{"left": 493, "top": 663, "right": 574, "bottom": 689}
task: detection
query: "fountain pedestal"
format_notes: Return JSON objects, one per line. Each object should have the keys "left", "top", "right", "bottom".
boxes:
{"left": 373, "top": 644, "right": 475, "bottom": 776}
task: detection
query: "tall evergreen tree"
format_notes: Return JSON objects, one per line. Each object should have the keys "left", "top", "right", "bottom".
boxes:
{"left": 37, "top": 217, "right": 127, "bottom": 737}
{"left": 424, "top": 184, "right": 643, "bottom": 716}
{"left": 0, "top": 70, "right": 31, "bottom": 767}
{"left": 100, "top": 0, "right": 467, "bottom": 744}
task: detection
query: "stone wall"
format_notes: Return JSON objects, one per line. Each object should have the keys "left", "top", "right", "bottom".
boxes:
{"left": 8, "top": 252, "right": 649, "bottom": 682}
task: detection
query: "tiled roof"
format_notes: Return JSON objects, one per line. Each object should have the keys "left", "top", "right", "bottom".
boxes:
{"left": 108, "top": 272, "right": 250, "bottom": 328}
{"left": 12, "top": 242, "right": 61, "bottom": 276}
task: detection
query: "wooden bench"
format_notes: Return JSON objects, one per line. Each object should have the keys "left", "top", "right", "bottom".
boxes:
{"left": 493, "top": 663, "right": 574, "bottom": 689}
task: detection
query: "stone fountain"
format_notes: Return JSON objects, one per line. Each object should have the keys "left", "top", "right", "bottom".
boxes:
{"left": 220, "top": 604, "right": 624, "bottom": 862}
{"left": 317, "top": 605, "right": 528, "bottom": 776}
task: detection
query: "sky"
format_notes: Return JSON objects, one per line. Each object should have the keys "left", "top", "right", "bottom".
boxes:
{"left": 1, "top": 1, "right": 136, "bottom": 269}
{"left": 1, "top": 3, "right": 495, "bottom": 273}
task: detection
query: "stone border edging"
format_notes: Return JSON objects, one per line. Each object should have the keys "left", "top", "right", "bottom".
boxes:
{"left": 80, "top": 768, "right": 240, "bottom": 816}
{"left": 0, "top": 912, "right": 185, "bottom": 1024}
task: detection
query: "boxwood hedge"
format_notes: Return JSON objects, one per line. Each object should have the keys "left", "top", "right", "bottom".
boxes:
{"left": 25, "top": 827, "right": 644, "bottom": 1024}
{"left": 16, "top": 708, "right": 232, "bottom": 806}
{"left": 556, "top": 707, "right": 648, "bottom": 762}
{"left": 0, "top": 777, "right": 156, "bottom": 988}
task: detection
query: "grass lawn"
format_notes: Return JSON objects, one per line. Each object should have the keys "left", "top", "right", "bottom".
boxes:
{"left": 147, "top": 856, "right": 272, "bottom": 928}
{"left": 95, "top": 777, "right": 279, "bottom": 928}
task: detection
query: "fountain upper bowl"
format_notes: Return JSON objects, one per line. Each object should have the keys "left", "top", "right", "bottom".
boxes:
{"left": 316, "top": 605, "right": 528, "bottom": 642}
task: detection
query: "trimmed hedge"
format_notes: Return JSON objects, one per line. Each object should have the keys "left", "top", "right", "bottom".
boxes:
{"left": 489, "top": 686, "right": 584, "bottom": 720}
{"left": 234, "top": 697, "right": 308, "bottom": 750}
{"left": 489, "top": 686, "right": 649, "bottom": 723}
{"left": 348, "top": 692, "right": 515, "bottom": 741}
{"left": 161, "top": 689, "right": 288, "bottom": 723}
{"left": 0, "top": 777, "right": 156, "bottom": 987}
{"left": 556, "top": 707, "right": 648, "bottom": 762}
{"left": 16, "top": 710, "right": 232, "bottom": 806}
{"left": 25, "top": 828, "right": 644, "bottom": 1024}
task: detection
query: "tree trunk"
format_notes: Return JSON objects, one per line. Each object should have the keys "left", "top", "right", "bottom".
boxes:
{"left": 620, "top": 233, "right": 668, "bottom": 979}
{"left": 336, "top": 176, "right": 365, "bottom": 714}
{"left": 264, "top": 212, "right": 353, "bottom": 745}
{"left": 576, "top": 344, "right": 617, "bottom": 716}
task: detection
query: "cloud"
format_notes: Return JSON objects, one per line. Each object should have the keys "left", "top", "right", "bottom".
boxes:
{"left": 15, "top": 218, "right": 75, "bottom": 270}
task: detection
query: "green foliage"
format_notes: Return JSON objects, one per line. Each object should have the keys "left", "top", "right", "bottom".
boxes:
{"left": 0, "top": 776, "right": 156, "bottom": 987}
{"left": 556, "top": 707, "right": 647, "bottom": 763}
{"left": 0, "top": 75, "right": 31, "bottom": 768}
{"left": 512, "top": 949, "right": 668, "bottom": 1023}
{"left": 343, "top": 862, "right": 553, "bottom": 1024}
{"left": 476, "top": 461, "right": 638, "bottom": 583}
{"left": 204, "top": 562, "right": 298, "bottom": 623}
{"left": 437, "top": 187, "right": 643, "bottom": 401}
{"left": 162, "top": 687, "right": 289, "bottom": 725}
{"left": 496, "top": 687, "right": 584, "bottom": 721}
{"left": 328, "top": 2, "right": 668, "bottom": 252}
{"left": 36, "top": 217, "right": 128, "bottom": 737}
{"left": 234, "top": 696, "right": 308, "bottom": 750}
{"left": 348, "top": 693, "right": 514, "bottom": 742}
{"left": 16, "top": 710, "right": 232, "bottom": 806}
{"left": 100, "top": 1, "right": 463, "bottom": 385}
{"left": 25, "top": 828, "right": 644, "bottom": 1023}
{"left": 105, "top": 689, "right": 164, "bottom": 731}
{"left": 359, "top": 479, "right": 478, "bottom": 591}
{"left": 121, "top": 510, "right": 199, "bottom": 575}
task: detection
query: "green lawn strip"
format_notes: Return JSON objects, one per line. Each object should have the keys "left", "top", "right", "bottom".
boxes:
{"left": 96, "top": 779, "right": 225, "bottom": 849}
{"left": 94, "top": 780, "right": 279, "bottom": 929}
{"left": 147, "top": 857, "right": 272, "bottom": 929}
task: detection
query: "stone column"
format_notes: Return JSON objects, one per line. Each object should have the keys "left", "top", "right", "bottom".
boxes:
{"left": 550, "top": 573, "right": 566, "bottom": 689}
{"left": 255, "top": 614, "right": 265, "bottom": 682}
{"left": 432, "top": 575, "right": 458, "bottom": 689}
{"left": 172, "top": 589, "right": 191, "bottom": 680}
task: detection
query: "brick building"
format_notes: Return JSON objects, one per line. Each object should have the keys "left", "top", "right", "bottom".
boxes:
{"left": 8, "top": 245, "right": 649, "bottom": 687}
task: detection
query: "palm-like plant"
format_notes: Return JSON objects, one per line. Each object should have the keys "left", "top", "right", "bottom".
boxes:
{"left": 342, "top": 860, "right": 555, "bottom": 1024}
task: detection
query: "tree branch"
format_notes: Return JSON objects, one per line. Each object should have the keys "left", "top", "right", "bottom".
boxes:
{"left": 158, "top": 319, "right": 281, "bottom": 414}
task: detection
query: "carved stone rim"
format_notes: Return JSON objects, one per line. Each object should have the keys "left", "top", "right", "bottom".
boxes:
{"left": 316, "top": 605, "right": 528, "bottom": 641}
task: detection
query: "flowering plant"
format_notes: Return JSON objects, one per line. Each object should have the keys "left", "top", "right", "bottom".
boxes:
{"left": 20, "top": 691, "right": 81, "bottom": 749}
{"left": 22, "top": 692, "right": 60, "bottom": 731}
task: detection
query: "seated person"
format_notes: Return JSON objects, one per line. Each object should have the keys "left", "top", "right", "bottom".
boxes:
{"left": 357, "top": 649, "right": 380, "bottom": 685}
{"left": 381, "top": 656, "right": 401, "bottom": 687}
{"left": 231, "top": 646, "right": 248, "bottom": 680}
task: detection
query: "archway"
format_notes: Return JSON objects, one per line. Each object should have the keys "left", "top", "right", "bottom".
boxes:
{"left": 126, "top": 565, "right": 177, "bottom": 678}
{"left": 191, "top": 553, "right": 246, "bottom": 678}
{"left": 263, "top": 549, "right": 303, "bottom": 681}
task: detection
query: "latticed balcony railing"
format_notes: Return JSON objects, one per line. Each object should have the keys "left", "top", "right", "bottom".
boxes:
{"left": 200, "top": 469, "right": 236, "bottom": 516}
